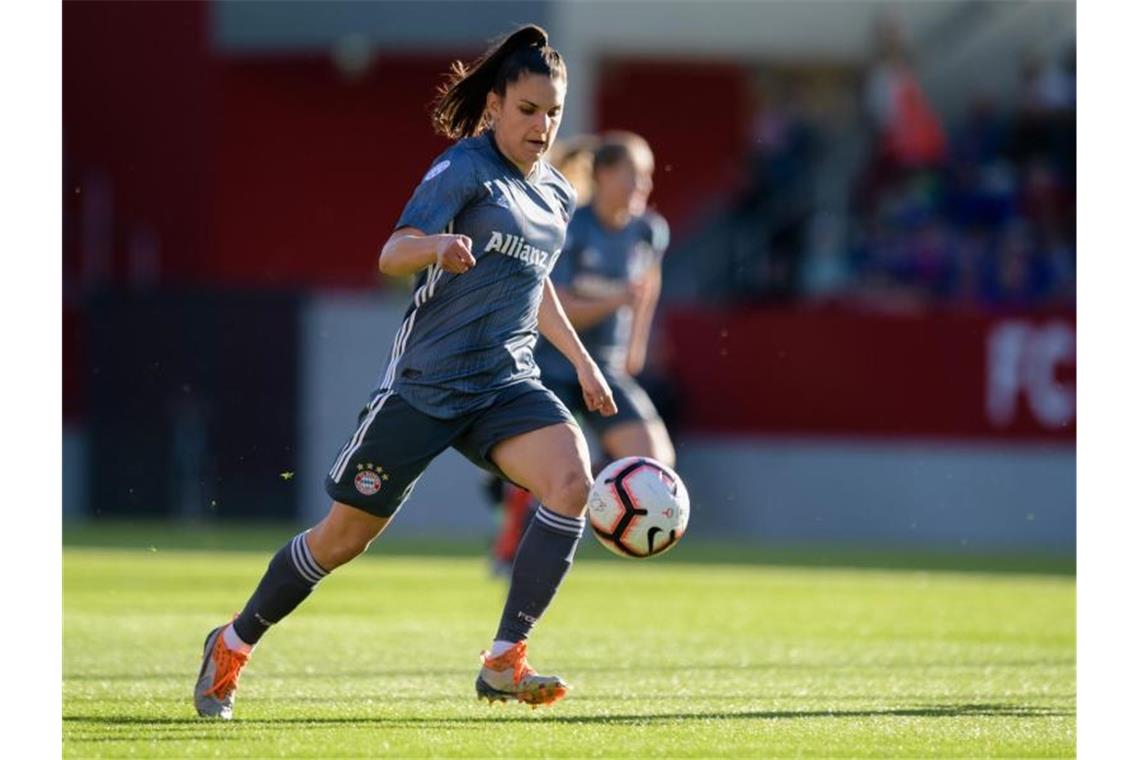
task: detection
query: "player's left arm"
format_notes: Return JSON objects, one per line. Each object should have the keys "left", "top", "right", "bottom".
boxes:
{"left": 625, "top": 261, "right": 662, "bottom": 376}
{"left": 538, "top": 277, "right": 617, "bottom": 416}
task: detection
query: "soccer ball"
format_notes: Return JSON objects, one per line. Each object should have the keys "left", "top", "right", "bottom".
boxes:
{"left": 587, "top": 457, "right": 690, "bottom": 558}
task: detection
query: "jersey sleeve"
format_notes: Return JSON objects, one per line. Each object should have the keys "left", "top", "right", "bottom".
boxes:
{"left": 394, "top": 149, "right": 481, "bottom": 234}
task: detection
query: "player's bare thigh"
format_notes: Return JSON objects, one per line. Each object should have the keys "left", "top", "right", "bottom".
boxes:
{"left": 490, "top": 422, "right": 592, "bottom": 519}
{"left": 601, "top": 418, "right": 675, "bottom": 468}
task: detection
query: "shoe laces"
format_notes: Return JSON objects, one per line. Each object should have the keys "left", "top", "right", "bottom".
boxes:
{"left": 204, "top": 638, "right": 250, "bottom": 699}
{"left": 484, "top": 641, "right": 535, "bottom": 686}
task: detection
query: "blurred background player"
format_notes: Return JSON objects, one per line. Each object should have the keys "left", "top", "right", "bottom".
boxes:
{"left": 490, "top": 131, "right": 675, "bottom": 573}
{"left": 547, "top": 133, "right": 600, "bottom": 206}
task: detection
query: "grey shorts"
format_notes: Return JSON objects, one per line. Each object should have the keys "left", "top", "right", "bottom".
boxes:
{"left": 544, "top": 371, "right": 661, "bottom": 437}
{"left": 324, "top": 379, "right": 575, "bottom": 517}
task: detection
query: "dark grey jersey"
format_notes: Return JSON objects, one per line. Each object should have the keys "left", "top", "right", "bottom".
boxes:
{"left": 535, "top": 205, "right": 669, "bottom": 381}
{"left": 376, "top": 131, "right": 576, "bottom": 418}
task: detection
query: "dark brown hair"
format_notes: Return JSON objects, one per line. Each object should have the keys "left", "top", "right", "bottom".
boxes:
{"left": 431, "top": 25, "right": 567, "bottom": 140}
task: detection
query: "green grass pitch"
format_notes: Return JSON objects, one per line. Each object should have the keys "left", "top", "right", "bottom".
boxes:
{"left": 64, "top": 529, "right": 1074, "bottom": 757}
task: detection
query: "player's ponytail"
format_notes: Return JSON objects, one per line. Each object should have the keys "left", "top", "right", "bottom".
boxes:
{"left": 431, "top": 24, "right": 566, "bottom": 140}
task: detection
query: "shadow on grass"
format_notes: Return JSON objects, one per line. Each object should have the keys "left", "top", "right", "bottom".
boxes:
{"left": 65, "top": 702, "right": 1074, "bottom": 738}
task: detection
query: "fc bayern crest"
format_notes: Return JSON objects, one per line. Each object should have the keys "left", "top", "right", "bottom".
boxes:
{"left": 354, "top": 469, "right": 383, "bottom": 496}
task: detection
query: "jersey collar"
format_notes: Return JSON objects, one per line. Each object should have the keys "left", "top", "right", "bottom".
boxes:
{"left": 484, "top": 130, "right": 543, "bottom": 183}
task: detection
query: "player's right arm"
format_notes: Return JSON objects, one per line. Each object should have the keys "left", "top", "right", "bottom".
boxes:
{"left": 379, "top": 228, "right": 476, "bottom": 276}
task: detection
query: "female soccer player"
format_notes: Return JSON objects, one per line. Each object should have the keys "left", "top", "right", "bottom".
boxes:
{"left": 491, "top": 132, "right": 676, "bottom": 570}
{"left": 194, "top": 25, "right": 614, "bottom": 719}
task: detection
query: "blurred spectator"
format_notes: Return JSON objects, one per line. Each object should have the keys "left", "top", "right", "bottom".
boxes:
{"left": 800, "top": 212, "right": 853, "bottom": 302}
{"left": 1020, "top": 156, "right": 1074, "bottom": 239}
{"left": 952, "top": 96, "right": 1008, "bottom": 167}
{"left": 980, "top": 220, "right": 1057, "bottom": 310}
{"left": 1010, "top": 47, "right": 1076, "bottom": 181}
{"left": 669, "top": 20, "right": 1074, "bottom": 316}
{"left": 863, "top": 13, "right": 947, "bottom": 173}
{"left": 1017, "top": 49, "right": 1076, "bottom": 116}
{"left": 723, "top": 75, "right": 821, "bottom": 302}
{"left": 840, "top": 34, "right": 1075, "bottom": 314}
{"left": 945, "top": 225, "right": 990, "bottom": 307}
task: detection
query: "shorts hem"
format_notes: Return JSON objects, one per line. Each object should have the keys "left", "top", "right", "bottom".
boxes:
{"left": 324, "top": 480, "right": 404, "bottom": 519}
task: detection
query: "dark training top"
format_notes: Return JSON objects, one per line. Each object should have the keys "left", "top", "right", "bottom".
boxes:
{"left": 534, "top": 204, "right": 669, "bottom": 382}
{"left": 377, "top": 131, "right": 577, "bottom": 419}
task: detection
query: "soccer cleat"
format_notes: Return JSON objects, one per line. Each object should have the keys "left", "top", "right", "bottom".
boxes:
{"left": 194, "top": 625, "right": 250, "bottom": 720}
{"left": 475, "top": 641, "right": 569, "bottom": 707}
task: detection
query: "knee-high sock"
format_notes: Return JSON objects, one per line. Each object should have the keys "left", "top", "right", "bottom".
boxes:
{"left": 495, "top": 506, "right": 584, "bottom": 643}
{"left": 232, "top": 532, "right": 328, "bottom": 645}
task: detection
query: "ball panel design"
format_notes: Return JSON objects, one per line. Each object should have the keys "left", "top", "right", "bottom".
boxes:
{"left": 587, "top": 456, "right": 690, "bottom": 559}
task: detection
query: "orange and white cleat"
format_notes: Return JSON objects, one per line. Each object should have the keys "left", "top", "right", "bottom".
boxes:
{"left": 193, "top": 625, "right": 250, "bottom": 719}
{"left": 475, "top": 641, "right": 569, "bottom": 707}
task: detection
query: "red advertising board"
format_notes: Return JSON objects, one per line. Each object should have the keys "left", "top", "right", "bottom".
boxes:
{"left": 663, "top": 308, "right": 1075, "bottom": 440}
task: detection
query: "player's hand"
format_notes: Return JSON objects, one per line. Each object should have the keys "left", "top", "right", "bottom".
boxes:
{"left": 435, "top": 234, "right": 476, "bottom": 274}
{"left": 577, "top": 359, "right": 618, "bottom": 417}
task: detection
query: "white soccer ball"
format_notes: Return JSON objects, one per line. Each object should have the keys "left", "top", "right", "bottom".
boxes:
{"left": 587, "top": 457, "right": 690, "bottom": 558}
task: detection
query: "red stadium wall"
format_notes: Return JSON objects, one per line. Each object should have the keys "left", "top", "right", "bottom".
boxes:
{"left": 213, "top": 56, "right": 459, "bottom": 287}
{"left": 63, "top": 0, "right": 215, "bottom": 285}
{"left": 664, "top": 308, "right": 1075, "bottom": 440}
{"left": 63, "top": 0, "right": 215, "bottom": 421}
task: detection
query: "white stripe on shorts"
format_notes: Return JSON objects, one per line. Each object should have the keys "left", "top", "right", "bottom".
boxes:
{"left": 329, "top": 390, "right": 393, "bottom": 482}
